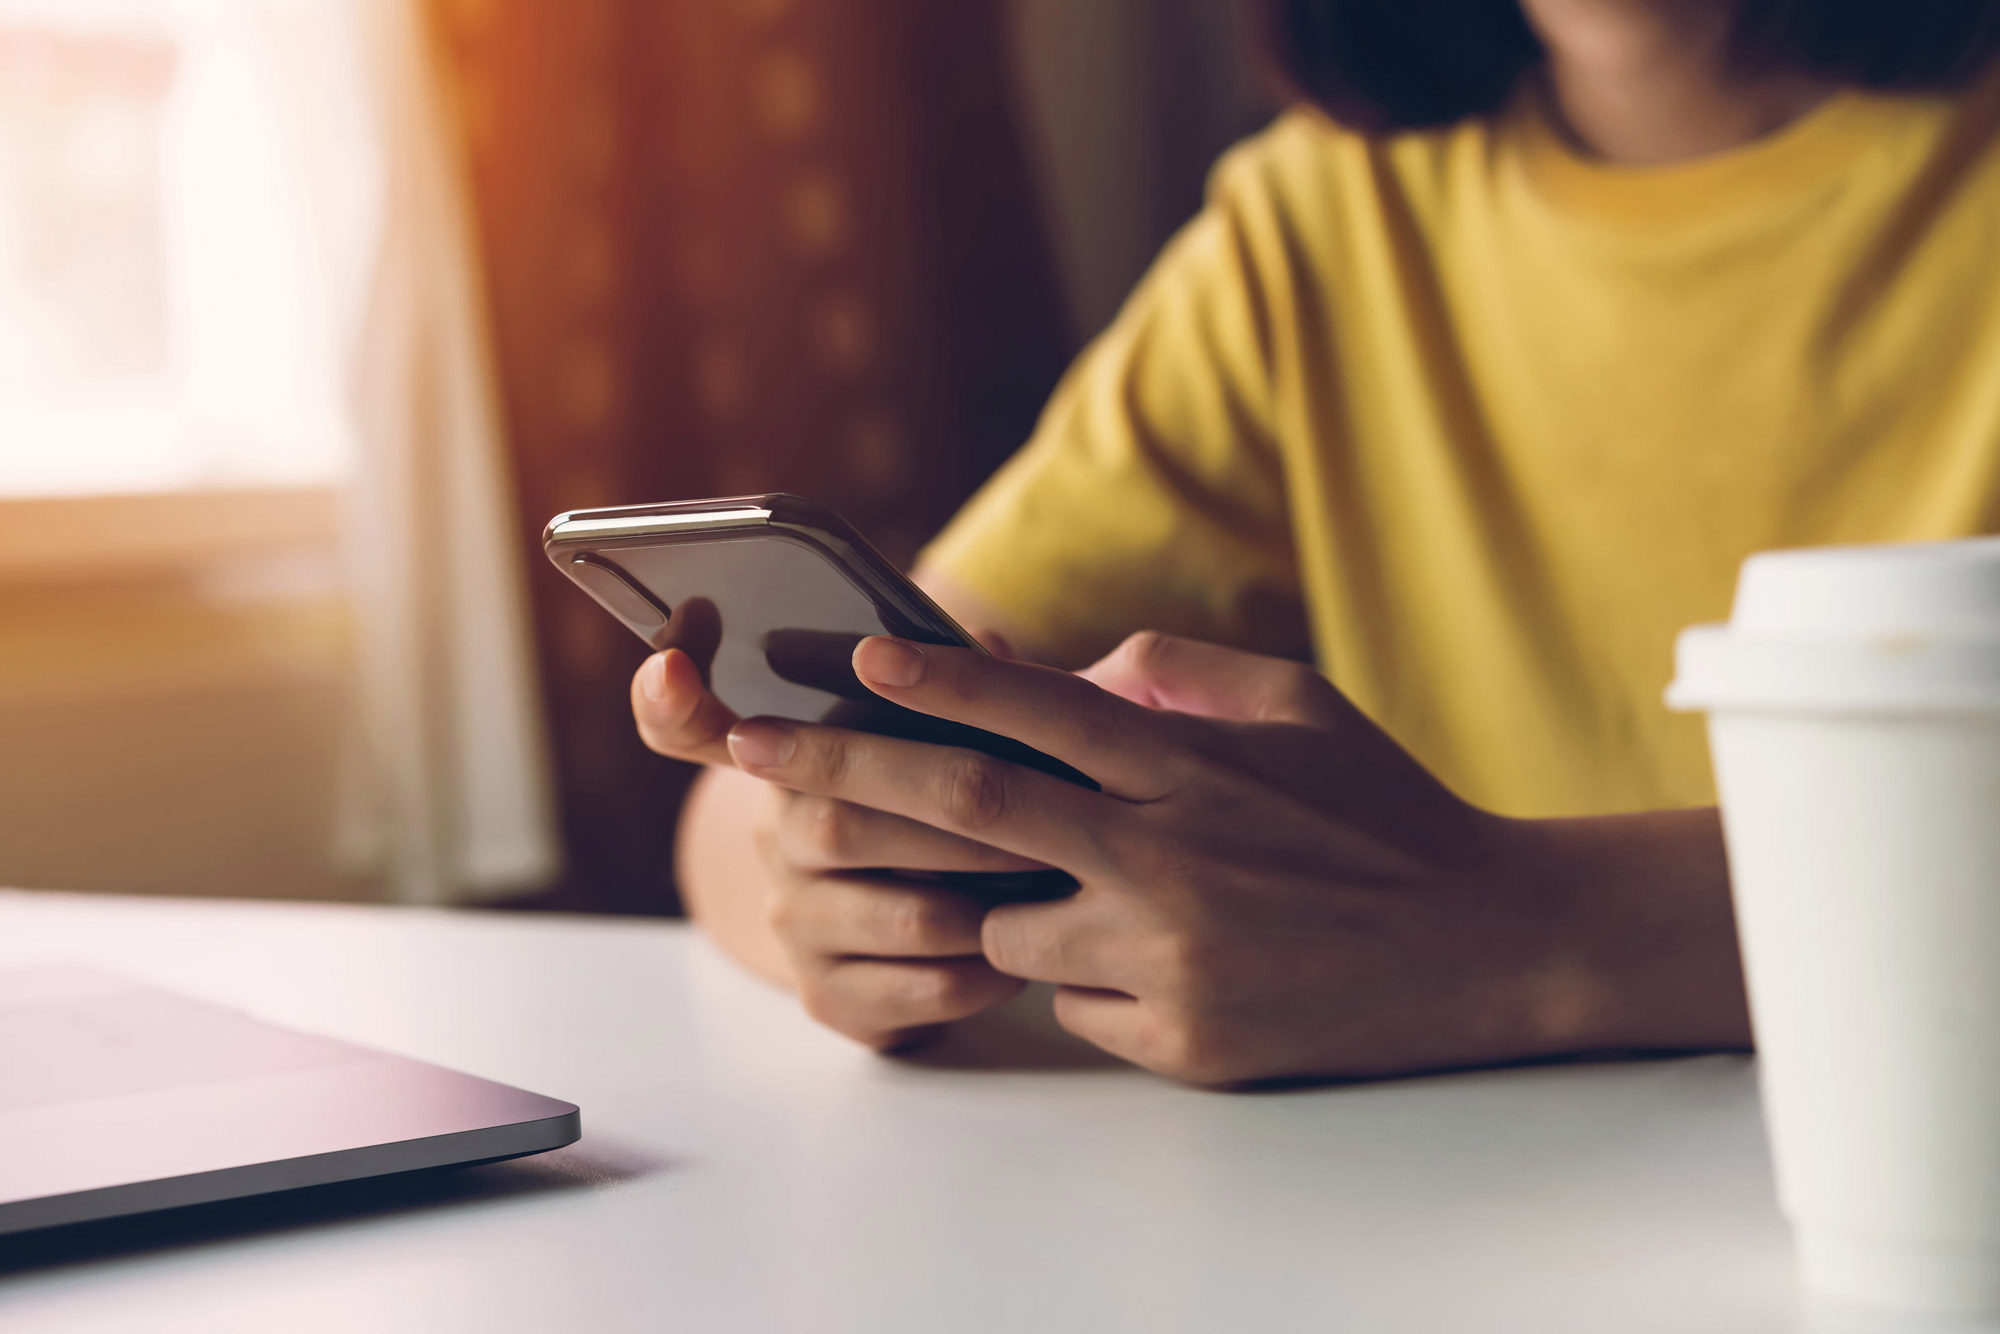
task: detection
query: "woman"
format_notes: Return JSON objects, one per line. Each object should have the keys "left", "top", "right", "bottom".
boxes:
{"left": 633, "top": 0, "right": 2000, "bottom": 1083}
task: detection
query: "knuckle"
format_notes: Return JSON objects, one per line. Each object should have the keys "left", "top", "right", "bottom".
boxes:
{"left": 1122, "top": 629, "right": 1172, "bottom": 671}
{"left": 750, "top": 816, "right": 779, "bottom": 861}
{"left": 798, "top": 980, "right": 873, "bottom": 1043}
{"left": 797, "top": 972, "right": 894, "bottom": 1049}
{"left": 1154, "top": 927, "right": 1204, "bottom": 990}
{"left": 897, "top": 965, "right": 950, "bottom": 1012}
{"left": 922, "top": 896, "right": 977, "bottom": 952}
{"left": 783, "top": 731, "right": 822, "bottom": 783}
{"left": 796, "top": 732, "right": 850, "bottom": 791}
{"left": 750, "top": 821, "right": 791, "bottom": 879}
{"left": 1141, "top": 920, "right": 1218, "bottom": 1010}
{"left": 1267, "top": 663, "right": 1337, "bottom": 723}
{"left": 902, "top": 963, "right": 976, "bottom": 1016}
{"left": 932, "top": 648, "right": 980, "bottom": 709}
{"left": 1048, "top": 987, "right": 1091, "bottom": 1038}
{"left": 799, "top": 796, "right": 854, "bottom": 862}
{"left": 1108, "top": 628, "right": 1175, "bottom": 687}
{"left": 876, "top": 893, "right": 937, "bottom": 953}
{"left": 937, "top": 967, "right": 997, "bottom": 1014}
{"left": 939, "top": 752, "right": 1010, "bottom": 832}
{"left": 797, "top": 980, "right": 835, "bottom": 1026}
{"left": 1135, "top": 896, "right": 1223, "bottom": 993}
{"left": 751, "top": 787, "right": 785, "bottom": 836}
{"left": 1150, "top": 1012, "right": 1237, "bottom": 1086}
{"left": 1067, "top": 693, "right": 1127, "bottom": 759}
{"left": 763, "top": 880, "right": 807, "bottom": 941}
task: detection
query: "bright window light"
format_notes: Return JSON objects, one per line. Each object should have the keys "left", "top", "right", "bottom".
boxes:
{"left": 0, "top": 0, "right": 347, "bottom": 498}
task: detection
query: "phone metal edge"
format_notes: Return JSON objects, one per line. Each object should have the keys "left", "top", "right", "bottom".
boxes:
{"left": 545, "top": 505, "right": 774, "bottom": 544}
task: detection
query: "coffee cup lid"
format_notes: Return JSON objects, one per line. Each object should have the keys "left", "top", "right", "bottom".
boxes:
{"left": 1666, "top": 537, "right": 2000, "bottom": 714}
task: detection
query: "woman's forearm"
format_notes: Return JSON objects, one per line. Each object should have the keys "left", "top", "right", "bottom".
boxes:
{"left": 1510, "top": 805, "right": 1752, "bottom": 1055}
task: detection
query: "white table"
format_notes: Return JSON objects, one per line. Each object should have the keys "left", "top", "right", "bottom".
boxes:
{"left": 0, "top": 889, "right": 1974, "bottom": 1333}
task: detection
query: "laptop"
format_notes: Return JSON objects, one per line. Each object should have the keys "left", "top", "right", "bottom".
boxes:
{"left": 0, "top": 964, "right": 580, "bottom": 1237}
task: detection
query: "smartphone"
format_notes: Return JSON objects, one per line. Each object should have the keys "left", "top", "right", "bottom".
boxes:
{"left": 544, "top": 494, "right": 1087, "bottom": 902}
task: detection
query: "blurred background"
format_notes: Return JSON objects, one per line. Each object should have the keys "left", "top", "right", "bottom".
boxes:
{"left": 0, "top": 0, "right": 1273, "bottom": 914}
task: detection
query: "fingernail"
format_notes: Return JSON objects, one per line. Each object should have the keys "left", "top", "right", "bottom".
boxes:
{"left": 727, "top": 719, "right": 796, "bottom": 769}
{"left": 855, "top": 636, "right": 924, "bottom": 688}
{"left": 640, "top": 653, "right": 669, "bottom": 704}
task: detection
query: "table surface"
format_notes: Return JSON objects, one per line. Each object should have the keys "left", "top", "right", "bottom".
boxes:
{"left": 0, "top": 889, "right": 1983, "bottom": 1334}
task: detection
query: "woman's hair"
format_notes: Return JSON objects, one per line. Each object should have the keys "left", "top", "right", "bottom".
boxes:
{"left": 1259, "top": 0, "right": 2000, "bottom": 132}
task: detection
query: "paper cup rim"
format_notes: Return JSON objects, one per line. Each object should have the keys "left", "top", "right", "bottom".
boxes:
{"left": 1667, "top": 623, "right": 2000, "bottom": 714}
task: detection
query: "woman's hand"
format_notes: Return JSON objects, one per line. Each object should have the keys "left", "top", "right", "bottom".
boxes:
{"left": 723, "top": 631, "right": 1749, "bottom": 1085}
{"left": 741, "top": 782, "right": 1039, "bottom": 1049}
{"left": 632, "top": 642, "right": 1041, "bottom": 1050}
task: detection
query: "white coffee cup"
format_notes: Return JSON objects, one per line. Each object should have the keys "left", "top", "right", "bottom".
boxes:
{"left": 1667, "top": 536, "right": 2000, "bottom": 1315}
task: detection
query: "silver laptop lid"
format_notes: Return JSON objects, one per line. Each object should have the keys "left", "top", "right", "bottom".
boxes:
{"left": 0, "top": 965, "right": 579, "bottom": 1236}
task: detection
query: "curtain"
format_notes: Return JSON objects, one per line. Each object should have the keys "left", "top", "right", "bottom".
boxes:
{"left": 1008, "top": 0, "right": 1274, "bottom": 341}
{"left": 434, "top": 0, "right": 1072, "bottom": 912}
{"left": 267, "top": 0, "right": 561, "bottom": 905}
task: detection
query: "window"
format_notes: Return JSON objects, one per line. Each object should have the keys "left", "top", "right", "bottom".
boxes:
{"left": 0, "top": 0, "right": 550, "bottom": 905}
{"left": 0, "top": 0, "right": 345, "bottom": 503}
{"left": 0, "top": 0, "right": 356, "bottom": 902}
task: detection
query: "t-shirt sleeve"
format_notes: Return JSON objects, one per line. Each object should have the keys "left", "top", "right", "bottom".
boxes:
{"left": 918, "top": 142, "right": 1306, "bottom": 669}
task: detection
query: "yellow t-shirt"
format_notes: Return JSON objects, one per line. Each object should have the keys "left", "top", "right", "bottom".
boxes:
{"left": 922, "top": 74, "right": 2000, "bottom": 819}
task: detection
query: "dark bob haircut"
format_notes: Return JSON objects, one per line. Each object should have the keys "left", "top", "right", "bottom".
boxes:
{"left": 1261, "top": 0, "right": 2000, "bottom": 133}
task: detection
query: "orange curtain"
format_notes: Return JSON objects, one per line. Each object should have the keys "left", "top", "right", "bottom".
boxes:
{"left": 433, "top": 0, "right": 1071, "bottom": 911}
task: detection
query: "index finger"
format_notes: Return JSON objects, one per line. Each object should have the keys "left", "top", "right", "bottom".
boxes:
{"left": 726, "top": 717, "right": 1124, "bottom": 876}
{"left": 849, "top": 638, "right": 1190, "bottom": 800}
